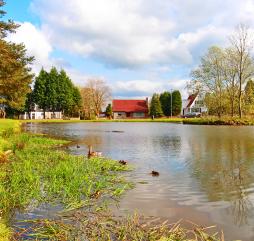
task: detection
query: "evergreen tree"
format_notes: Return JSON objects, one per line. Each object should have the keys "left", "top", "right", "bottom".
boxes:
{"left": 68, "top": 86, "right": 82, "bottom": 117}
{"left": 0, "top": 1, "right": 18, "bottom": 38}
{"left": 0, "top": 1, "right": 34, "bottom": 116}
{"left": 33, "top": 69, "right": 49, "bottom": 117}
{"left": 172, "top": 90, "right": 182, "bottom": 116}
{"left": 244, "top": 79, "right": 254, "bottom": 114}
{"left": 47, "top": 67, "right": 59, "bottom": 112}
{"left": 32, "top": 67, "right": 82, "bottom": 118}
{"left": 159, "top": 91, "right": 171, "bottom": 116}
{"left": 149, "top": 93, "right": 163, "bottom": 118}
{"left": 105, "top": 104, "right": 112, "bottom": 118}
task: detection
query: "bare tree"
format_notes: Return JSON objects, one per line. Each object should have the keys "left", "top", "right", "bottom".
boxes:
{"left": 224, "top": 48, "right": 239, "bottom": 117}
{"left": 190, "top": 46, "right": 227, "bottom": 117}
{"left": 82, "top": 79, "right": 111, "bottom": 118}
{"left": 80, "top": 87, "right": 94, "bottom": 119}
{"left": 229, "top": 24, "right": 254, "bottom": 118}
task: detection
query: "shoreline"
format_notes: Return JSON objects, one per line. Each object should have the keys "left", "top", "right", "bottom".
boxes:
{"left": 0, "top": 119, "right": 132, "bottom": 240}
{"left": 20, "top": 116, "right": 254, "bottom": 126}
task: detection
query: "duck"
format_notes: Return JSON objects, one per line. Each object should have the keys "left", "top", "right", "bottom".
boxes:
{"left": 77, "top": 145, "right": 81, "bottom": 148}
{"left": 150, "top": 170, "right": 160, "bottom": 176}
{"left": 87, "top": 145, "right": 102, "bottom": 158}
{"left": 119, "top": 160, "right": 127, "bottom": 165}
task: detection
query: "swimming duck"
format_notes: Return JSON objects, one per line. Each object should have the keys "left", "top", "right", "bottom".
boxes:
{"left": 150, "top": 170, "right": 159, "bottom": 176}
{"left": 119, "top": 160, "right": 127, "bottom": 165}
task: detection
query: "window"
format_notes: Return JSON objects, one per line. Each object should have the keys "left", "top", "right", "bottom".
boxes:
{"left": 133, "top": 112, "right": 145, "bottom": 118}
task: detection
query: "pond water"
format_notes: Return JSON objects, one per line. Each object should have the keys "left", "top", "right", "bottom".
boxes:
{"left": 24, "top": 122, "right": 254, "bottom": 241}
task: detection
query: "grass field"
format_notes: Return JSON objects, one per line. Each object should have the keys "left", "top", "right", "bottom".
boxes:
{"left": 21, "top": 117, "right": 183, "bottom": 123}
{"left": 21, "top": 116, "right": 254, "bottom": 126}
{"left": 182, "top": 116, "right": 254, "bottom": 125}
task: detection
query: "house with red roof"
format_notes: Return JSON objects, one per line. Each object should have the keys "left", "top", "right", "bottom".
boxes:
{"left": 182, "top": 93, "right": 207, "bottom": 116}
{"left": 112, "top": 98, "right": 149, "bottom": 119}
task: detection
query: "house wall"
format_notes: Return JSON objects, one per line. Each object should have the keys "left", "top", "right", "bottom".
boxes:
{"left": 113, "top": 112, "right": 126, "bottom": 119}
{"left": 182, "top": 95, "right": 208, "bottom": 116}
{"left": 20, "top": 111, "right": 62, "bottom": 120}
{"left": 113, "top": 112, "right": 148, "bottom": 119}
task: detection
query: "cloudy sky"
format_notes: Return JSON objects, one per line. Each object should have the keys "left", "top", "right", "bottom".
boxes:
{"left": 4, "top": 0, "right": 254, "bottom": 98}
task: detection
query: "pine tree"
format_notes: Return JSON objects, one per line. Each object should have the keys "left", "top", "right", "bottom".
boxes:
{"left": 149, "top": 93, "right": 163, "bottom": 118}
{"left": 159, "top": 91, "right": 171, "bottom": 116}
{"left": 33, "top": 69, "right": 49, "bottom": 117}
{"left": 244, "top": 79, "right": 254, "bottom": 114}
{"left": 172, "top": 90, "right": 182, "bottom": 116}
{"left": 32, "top": 67, "right": 82, "bottom": 118}
{"left": 0, "top": 1, "right": 34, "bottom": 116}
{"left": 105, "top": 104, "right": 112, "bottom": 118}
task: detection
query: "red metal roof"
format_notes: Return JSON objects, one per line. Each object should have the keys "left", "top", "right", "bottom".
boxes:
{"left": 186, "top": 93, "right": 198, "bottom": 108}
{"left": 112, "top": 99, "right": 148, "bottom": 113}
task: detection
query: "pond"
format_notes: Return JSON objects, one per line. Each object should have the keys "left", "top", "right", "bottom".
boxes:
{"left": 24, "top": 122, "right": 254, "bottom": 241}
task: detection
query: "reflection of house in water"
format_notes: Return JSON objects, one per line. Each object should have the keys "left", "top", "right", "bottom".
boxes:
{"left": 20, "top": 104, "right": 62, "bottom": 120}
{"left": 182, "top": 93, "right": 207, "bottom": 116}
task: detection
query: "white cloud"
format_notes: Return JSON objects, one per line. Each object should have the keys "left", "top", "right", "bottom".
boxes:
{"left": 30, "top": 0, "right": 254, "bottom": 69}
{"left": 7, "top": 0, "right": 254, "bottom": 99}
{"left": 7, "top": 22, "right": 53, "bottom": 72}
{"left": 111, "top": 78, "right": 188, "bottom": 99}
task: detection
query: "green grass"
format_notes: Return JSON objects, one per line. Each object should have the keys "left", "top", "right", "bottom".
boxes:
{"left": 21, "top": 118, "right": 183, "bottom": 123}
{"left": 13, "top": 212, "right": 224, "bottom": 241}
{"left": 183, "top": 116, "right": 254, "bottom": 125}
{"left": 0, "top": 134, "right": 132, "bottom": 216}
{"left": 0, "top": 119, "right": 132, "bottom": 240}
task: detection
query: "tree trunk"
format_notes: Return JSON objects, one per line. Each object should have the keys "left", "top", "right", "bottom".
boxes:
{"left": 239, "top": 82, "right": 242, "bottom": 118}
{"left": 231, "top": 100, "right": 234, "bottom": 117}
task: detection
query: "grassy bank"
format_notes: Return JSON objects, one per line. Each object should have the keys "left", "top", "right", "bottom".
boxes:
{"left": 0, "top": 119, "right": 132, "bottom": 240}
{"left": 183, "top": 116, "right": 254, "bottom": 126}
{"left": 0, "top": 119, "right": 224, "bottom": 240}
{"left": 21, "top": 118, "right": 183, "bottom": 123}
{"left": 22, "top": 116, "right": 254, "bottom": 126}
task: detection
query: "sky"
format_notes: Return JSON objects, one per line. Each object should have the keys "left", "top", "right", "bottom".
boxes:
{"left": 3, "top": 0, "right": 254, "bottom": 99}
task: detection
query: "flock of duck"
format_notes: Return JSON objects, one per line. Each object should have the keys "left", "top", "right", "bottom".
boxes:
{"left": 75, "top": 144, "right": 160, "bottom": 176}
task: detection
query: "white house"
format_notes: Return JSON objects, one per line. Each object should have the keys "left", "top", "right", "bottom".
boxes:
{"left": 182, "top": 93, "right": 207, "bottom": 116}
{"left": 19, "top": 104, "right": 62, "bottom": 120}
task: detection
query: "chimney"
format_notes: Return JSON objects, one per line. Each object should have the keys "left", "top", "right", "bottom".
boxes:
{"left": 146, "top": 97, "right": 149, "bottom": 106}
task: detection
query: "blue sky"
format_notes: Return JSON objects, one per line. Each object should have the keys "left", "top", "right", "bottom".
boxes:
{"left": 4, "top": 0, "right": 254, "bottom": 98}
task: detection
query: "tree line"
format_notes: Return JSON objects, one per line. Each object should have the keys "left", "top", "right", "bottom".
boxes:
{"left": 188, "top": 24, "right": 254, "bottom": 118}
{"left": 27, "top": 68, "right": 82, "bottom": 118}
{"left": 28, "top": 71, "right": 112, "bottom": 120}
{"left": 149, "top": 90, "right": 182, "bottom": 117}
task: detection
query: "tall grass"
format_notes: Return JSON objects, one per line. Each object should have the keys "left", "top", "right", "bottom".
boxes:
{"left": 13, "top": 211, "right": 224, "bottom": 241}
{"left": 0, "top": 119, "right": 132, "bottom": 240}
{"left": 0, "top": 133, "right": 132, "bottom": 218}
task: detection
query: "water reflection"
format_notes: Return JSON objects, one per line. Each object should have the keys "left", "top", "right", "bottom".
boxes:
{"left": 186, "top": 128, "right": 254, "bottom": 227}
{"left": 24, "top": 123, "right": 254, "bottom": 240}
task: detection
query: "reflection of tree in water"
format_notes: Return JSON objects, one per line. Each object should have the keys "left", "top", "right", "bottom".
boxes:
{"left": 188, "top": 134, "right": 254, "bottom": 226}
{"left": 157, "top": 135, "right": 182, "bottom": 157}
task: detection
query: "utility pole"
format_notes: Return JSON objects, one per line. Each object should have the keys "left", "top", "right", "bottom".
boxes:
{"left": 170, "top": 89, "right": 173, "bottom": 118}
